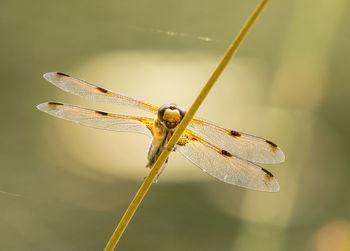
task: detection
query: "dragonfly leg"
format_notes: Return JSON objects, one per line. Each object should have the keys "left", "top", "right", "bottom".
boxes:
{"left": 153, "top": 160, "right": 168, "bottom": 183}
{"left": 144, "top": 158, "right": 168, "bottom": 183}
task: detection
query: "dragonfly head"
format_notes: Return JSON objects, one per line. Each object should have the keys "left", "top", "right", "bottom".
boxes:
{"left": 158, "top": 104, "right": 186, "bottom": 129}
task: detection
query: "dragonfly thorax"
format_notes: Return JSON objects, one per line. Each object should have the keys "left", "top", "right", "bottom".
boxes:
{"left": 158, "top": 104, "right": 186, "bottom": 129}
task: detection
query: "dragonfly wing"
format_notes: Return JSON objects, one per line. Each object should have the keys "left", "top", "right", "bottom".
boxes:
{"left": 43, "top": 72, "right": 159, "bottom": 114}
{"left": 176, "top": 130, "right": 280, "bottom": 192}
{"left": 37, "top": 102, "right": 154, "bottom": 137}
{"left": 189, "top": 118, "right": 285, "bottom": 164}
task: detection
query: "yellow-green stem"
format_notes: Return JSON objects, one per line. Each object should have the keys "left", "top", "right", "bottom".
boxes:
{"left": 104, "top": 0, "right": 270, "bottom": 250}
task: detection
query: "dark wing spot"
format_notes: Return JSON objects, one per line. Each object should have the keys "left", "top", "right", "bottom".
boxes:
{"left": 95, "top": 111, "right": 109, "bottom": 116}
{"left": 221, "top": 149, "right": 233, "bottom": 157}
{"left": 229, "top": 130, "right": 241, "bottom": 137}
{"left": 266, "top": 140, "right": 278, "bottom": 152}
{"left": 48, "top": 102, "right": 63, "bottom": 106}
{"left": 176, "top": 140, "right": 187, "bottom": 146}
{"left": 96, "top": 86, "right": 109, "bottom": 93}
{"left": 177, "top": 135, "right": 190, "bottom": 146}
{"left": 56, "top": 72, "right": 70, "bottom": 77}
{"left": 266, "top": 140, "right": 277, "bottom": 148}
{"left": 261, "top": 168, "right": 274, "bottom": 180}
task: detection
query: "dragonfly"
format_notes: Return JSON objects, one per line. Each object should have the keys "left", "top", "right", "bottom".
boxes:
{"left": 37, "top": 72, "right": 285, "bottom": 192}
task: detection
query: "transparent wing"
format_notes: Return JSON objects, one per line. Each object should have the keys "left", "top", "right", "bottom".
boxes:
{"left": 37, "top": 102, "right": 154, "bottom": 137}
{"left": 189, "top": 118, "right": 285, "bottom": 164}
{"left": 176, "top": 130, "right": 280, "bottom": 192}
{"left": 43, "top": 72, "right": 159, "bottom": 114}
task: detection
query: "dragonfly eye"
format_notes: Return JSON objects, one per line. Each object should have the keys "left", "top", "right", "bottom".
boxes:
{"left": 158, "top": 104, "right": 170, "bottom": 122}
{"left": 158, "top": 104, "right": 186, "bottom": 129}
{"left": 177, "top": 106, "right": 187, "bottom": 119}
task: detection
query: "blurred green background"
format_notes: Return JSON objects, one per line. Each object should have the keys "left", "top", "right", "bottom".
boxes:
{"left": 1, "top": 0, "right": 350, "bottom": 250}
